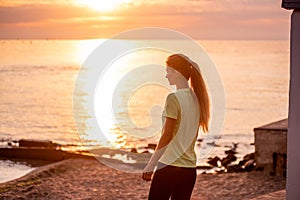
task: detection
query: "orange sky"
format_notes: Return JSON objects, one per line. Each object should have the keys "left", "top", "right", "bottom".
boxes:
{"left": 0, "top": 0, "right": 291, "bottom": 40}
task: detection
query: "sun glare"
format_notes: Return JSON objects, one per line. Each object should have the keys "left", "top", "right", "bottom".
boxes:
{"left": 76, "top": 0, "right": 131, "bottom": 12}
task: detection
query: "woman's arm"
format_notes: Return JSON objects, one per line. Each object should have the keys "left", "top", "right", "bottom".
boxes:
{"left": 142, "top": 117, "right": 176, "bottom": 181}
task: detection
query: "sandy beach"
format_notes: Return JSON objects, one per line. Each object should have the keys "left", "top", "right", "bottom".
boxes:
{"left": 0, "top": 158, "right": 286, "bottom": 200}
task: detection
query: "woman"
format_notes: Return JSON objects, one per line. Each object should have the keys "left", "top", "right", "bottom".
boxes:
{"left": 142, "top": 54, "right": 210, "bottom": 200}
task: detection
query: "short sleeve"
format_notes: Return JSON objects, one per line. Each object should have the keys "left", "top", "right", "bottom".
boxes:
{"left": 163, "top": 93, "right": 179, "bottom": 119}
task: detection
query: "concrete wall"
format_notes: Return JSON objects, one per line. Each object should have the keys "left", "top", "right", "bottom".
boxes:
{"left": 254, "top": 119, "right": 287, "bottom": 176}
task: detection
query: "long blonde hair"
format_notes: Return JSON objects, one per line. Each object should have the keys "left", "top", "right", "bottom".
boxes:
{"left": 166, "top": 54, "right": 210, "bottom": 133}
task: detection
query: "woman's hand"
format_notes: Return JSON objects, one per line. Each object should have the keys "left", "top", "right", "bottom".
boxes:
{"left": 142, "top": 171, "right": 153, "bottom": 181}
{"left": 142, "top": 163, "right": 155, "bottom": 181}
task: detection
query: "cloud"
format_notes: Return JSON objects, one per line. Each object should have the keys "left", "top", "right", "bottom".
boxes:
{"left": 0, "top": 0, "right": 292, "bottom": 39}
{"left": 0, "top": 4, "right": 99, "bottom": 24}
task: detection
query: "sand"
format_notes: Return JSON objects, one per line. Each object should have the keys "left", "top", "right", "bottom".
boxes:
{"left": 0, "top": 158, "right": 286, "bottom": 200}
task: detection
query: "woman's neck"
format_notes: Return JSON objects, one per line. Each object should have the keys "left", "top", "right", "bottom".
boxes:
{"left": 176, "top": 81, "right": 189, "bottom": 90}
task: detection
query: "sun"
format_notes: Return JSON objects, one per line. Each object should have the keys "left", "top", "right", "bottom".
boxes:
{"left": 76, "top": 0, "right": 131, "bottom": 12}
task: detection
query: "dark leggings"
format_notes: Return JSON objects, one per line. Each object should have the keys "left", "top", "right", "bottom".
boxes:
{"left": 148, "top": 163, "right": 196, "bottom": 200}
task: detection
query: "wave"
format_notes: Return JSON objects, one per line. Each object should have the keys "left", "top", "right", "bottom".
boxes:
{"left": 0, "top": 65, "right": 80, "bottom": 73}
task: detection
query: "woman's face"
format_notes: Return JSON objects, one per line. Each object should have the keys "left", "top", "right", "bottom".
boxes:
{"left": 165, "top": 66, "right": 177, "bottom": 85}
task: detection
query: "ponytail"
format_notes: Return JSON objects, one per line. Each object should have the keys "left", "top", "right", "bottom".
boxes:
{"left": 189, "top": 60, "right": 210, "bottom": 133}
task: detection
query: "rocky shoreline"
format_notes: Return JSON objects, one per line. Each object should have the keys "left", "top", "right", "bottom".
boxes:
{"left": 0, "top": 158, "right": 286, "bottom": 200}
{"left": 131, "top": 142, "right": 258, "bottom": 174}
{"left": 1, "top": 139, "right": 259, "bottom": 174}
{"left": 0, "top": 139, "right": 285, "bottom": 183}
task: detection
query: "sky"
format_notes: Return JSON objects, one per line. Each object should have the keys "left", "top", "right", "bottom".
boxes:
{"left": 0, "top": 0, "right": 292, "bottom": 40}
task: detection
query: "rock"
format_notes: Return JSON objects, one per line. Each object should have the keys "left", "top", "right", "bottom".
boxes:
{"left": 226, "top": 164, "right": 244, "bottom": 173}
{"left": 244, "top": 159, "right": 256, "bottom": 172}
{"left": 7, "top": 142, "right": 12, "bottom": 146}
{"left": 221, "top": 154, "right": 237, "bottom": 167}
{"left": 243, "top": 152, "right": 255, "bottom": 162}
{"left": 221, "top": 158, "right": 231, "bottom": 167}
{"left": 0, "top": 148, "right": 91, "bottom": 161}
{"left": 19, "top": 139, "right": 58, "bottom": 149}
{"left": 147, "top": 143, "right": 157, "bottom": 150}
{"left": 207, "top": 156, "right": 221, "bottom": 167}
{"left": 237, "top": 152, "right": 255, "bottom": 167}
{"left": 225, "top": 149, "right": 237, "bottom": 155}
{"left": 130, "top": 148, "right": 138, "bottom": 153}
{"left": 238, "top": 160, "right": 245, "bottom": 166}
{"left": 141, "top": 150, "right": 150, "bottom": 154}
{"left": 216, "top": 169, "right": 225, "bottom": 174}
{"left": 196, "top": 165, "right": 213, "bottom": 170}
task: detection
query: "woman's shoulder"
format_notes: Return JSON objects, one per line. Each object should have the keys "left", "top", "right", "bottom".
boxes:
{"left": 165, "top": 93, "right": 180, "bottom": 107}
{"left": 166, "top": 92, "right": 177, "bottom": 100}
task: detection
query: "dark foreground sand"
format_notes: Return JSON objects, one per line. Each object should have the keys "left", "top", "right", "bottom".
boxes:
{"left": 0, "top": 158, "right": 286, "bottom": 200}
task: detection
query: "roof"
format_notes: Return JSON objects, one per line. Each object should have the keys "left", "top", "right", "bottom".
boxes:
{"left": 254, "top": 118, "right": 288, "bottom": 131}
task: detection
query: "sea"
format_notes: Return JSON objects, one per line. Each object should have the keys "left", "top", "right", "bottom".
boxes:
{"left": 0, "top": 39, "right": 289, "bottom": 181}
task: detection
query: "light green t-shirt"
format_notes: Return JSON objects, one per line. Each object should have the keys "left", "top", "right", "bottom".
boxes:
{"left": 159, "top": 88, "right": 200, "bottom": 168}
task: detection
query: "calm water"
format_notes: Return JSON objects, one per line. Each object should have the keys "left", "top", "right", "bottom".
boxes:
{"left": 0, "top": 39, "right": 289, "bottom": 165}
{"left": 0, "top": 160, "right": 35, "bottom": 183}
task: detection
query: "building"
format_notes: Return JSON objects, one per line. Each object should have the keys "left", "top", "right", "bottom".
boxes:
{"left": 281, "top": 0, "right": 300, "bottom": 199}
{"left": 254, "top": 119, "right": 287, "bottom": 176}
